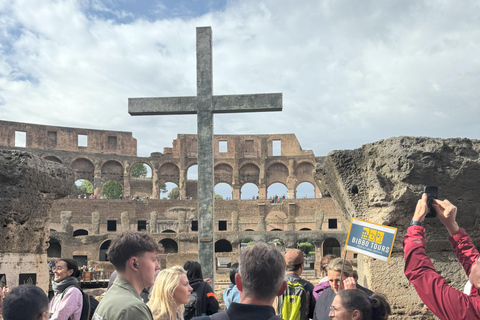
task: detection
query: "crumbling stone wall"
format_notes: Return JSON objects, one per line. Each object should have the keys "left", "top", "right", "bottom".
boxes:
{"left": 316, "top": 136, "right": 480, "bottom": 319}
{"left": 0, "top": 150, "right": 73, "bottom": 291}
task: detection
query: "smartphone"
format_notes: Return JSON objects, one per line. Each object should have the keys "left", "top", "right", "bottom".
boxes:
{"left": 424, "top": 186, "right": 438, "bottom": 218}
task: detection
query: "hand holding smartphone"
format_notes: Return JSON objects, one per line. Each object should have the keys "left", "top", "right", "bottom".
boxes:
{"left": 424, "top": 186, "right": 438, "bottom": 218}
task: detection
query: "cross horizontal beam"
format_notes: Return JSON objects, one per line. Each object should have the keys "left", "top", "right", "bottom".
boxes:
{"left": 128, "top": 93, "right": 282, "bottom": 116}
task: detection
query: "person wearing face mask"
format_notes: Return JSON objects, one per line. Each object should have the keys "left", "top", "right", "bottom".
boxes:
{"left": 313, "top": 259, "right": 372, "bottom": 320}
{"left": 2, "top": 284, "right": 50, "bottom": 320}
{"left": 147, "top": 266, "right": 193, "bottom": 320}
{"left": 49, "top": 259, "right": 83, "bottom": 320}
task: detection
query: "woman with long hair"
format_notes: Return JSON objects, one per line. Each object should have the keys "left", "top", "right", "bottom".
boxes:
{"left": 329, "top": 289, "right": 391, "bottom": 320}
{"left": 183, "top": 261, "right": 219, "bottom": 320}
{"left": 148, "top": 266, "right": 193, "bottom": 320}
{"left": 49, "top": 259, "right": 83, "bottom": 320}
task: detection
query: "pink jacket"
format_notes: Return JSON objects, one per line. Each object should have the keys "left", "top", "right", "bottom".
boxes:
{"left": 49, "top": 286, "right": 83, "bottom": 320}
{"left": 404, "top": 225, "right": 480, "bottom": 320}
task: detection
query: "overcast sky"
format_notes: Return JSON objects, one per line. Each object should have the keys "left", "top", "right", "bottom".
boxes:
{"left": 2, "top": 0, "right": 480, "bottom": 158}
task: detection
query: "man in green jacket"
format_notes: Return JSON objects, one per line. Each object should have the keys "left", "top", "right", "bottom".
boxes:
{"left": 93, "top": 232, "right": 160, "bottom": 320}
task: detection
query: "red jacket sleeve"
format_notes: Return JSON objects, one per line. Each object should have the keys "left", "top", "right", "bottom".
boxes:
{"left": 403, "top": 225, "right": 480, "bottom": 320}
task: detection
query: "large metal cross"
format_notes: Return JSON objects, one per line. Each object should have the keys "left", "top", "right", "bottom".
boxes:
{"left": 128, "top": 26, "right": 282, "bottom": 284}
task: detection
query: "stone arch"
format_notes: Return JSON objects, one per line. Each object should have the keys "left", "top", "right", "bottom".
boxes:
{"left": 294, "top": 162, "right": 315, "bottom": 184}
{"left": 73, "top": 229, "right": 88, "bottom": 237}
{"left": 100, "top": 240, "right": 111, "bottom": 261}
{"left": 101, "top": 160, "right": 124, "bottom": 183}
{"left": 159, "top": 238, "right": 178, "bottom": 254}
{"left": 47, "top": 238, "right": 61, "bottom": 258}
{"left": 73, "top": 179, "right": 94, "bottom": 197}
{"left": 269, "top": 228, "right": 283, "bottom": 231}
{"left": 239, "top": 163, "right": 260, "bottom": 185}
{"left": 130, "top": 161, "right": 153, "bottom": 178}
{"left": 266, "top": 162, "right": 289, "bottom": 186}
{"left": 162, "top": 229, "right": 176, "bottom": 233}
{"left": 44, "top": 155, "right": 62, "bottom": 163}
{"left": 295, "top": 182, "right": 316, "bottom": 199}
{"left": 71, "top": 158, "right": 95, "bottom": 182}
{"left": 214, "top": 163, "right": 233, "bottom": 185}
{"left": 299, "top": 228, "right": 312, "bottom": 231}
{"left": 130, "top": 161, "right": 153, "bottom": 198}
{"left": 244, "top": 229, "right": 255, "bottom": 231}
{"left": 158, "top": 163, "right": 180, "bottom": 185}
{"left": 187, "top": 164, "right": 198, "bottom": 180}
{"left": 267, "top": 182, "right": 288, "bottom": 199}
{"left": 160, "top": 182, "right": 179, "bottom": 199}
{"left": 215, "top": 239, "right": 233, "bottom": 252}
{"left": 240, "top": 182, "right": 259, "bottom": 199}
{"left": 215, "top": 182, "right": 232, "bottom": 199}
{"left": 102, "top": 180, "right": 123, "bottom": 199}
{"left": 323, "top": 238, "right": 341, "bottom": 257}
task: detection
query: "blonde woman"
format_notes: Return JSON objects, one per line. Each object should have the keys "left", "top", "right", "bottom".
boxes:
{"left": 148, "top": 266, "right": 193, "bottom": 320}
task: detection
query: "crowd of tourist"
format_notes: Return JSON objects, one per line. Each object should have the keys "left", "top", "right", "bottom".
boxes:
{"left": 2, "top": 194, "right": 480, "bottom": 320}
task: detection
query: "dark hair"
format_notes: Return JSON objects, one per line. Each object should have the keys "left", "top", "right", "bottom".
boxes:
{"left": 337, "top": 289, "right": 391, "bottom": 320}
{"left": 229, "top": 262, "right": 239, "bottom": 284}
{"left": 286, "top": 263, "right": 302, "bottom": 272}
{"left": 107, "top": 232, "right": 159, "bottom": 272}
{"left": 183, "top": 261, "right": 203, "bottom": 280}
{"left": 2, "top": 284, "right": 49, "bottom": 320}
{"left": 58, "top": 258, "right": 81, "bottom": 278}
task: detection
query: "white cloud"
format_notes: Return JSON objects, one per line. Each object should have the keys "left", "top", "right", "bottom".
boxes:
{"left": 1, "top": 0, "right": 480, "bottom": 157}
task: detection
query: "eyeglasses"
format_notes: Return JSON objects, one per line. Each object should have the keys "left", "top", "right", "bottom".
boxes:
{"left": 329, "top": 306, "right": 340, "bottom": 314}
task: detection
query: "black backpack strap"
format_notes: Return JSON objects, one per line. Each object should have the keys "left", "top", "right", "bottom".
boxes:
{"left": 209, "top": 311, "right": 230, "bottom": 320}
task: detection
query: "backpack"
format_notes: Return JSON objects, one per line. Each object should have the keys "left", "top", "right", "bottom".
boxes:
{"left": 184, "top": 282, "right": 206, "bottom": 320}
{"left": 62, "top": 286, "right": 99, "bottom": 320}
{"left": 278, "top": 277, "right": 308, "bottom": 320}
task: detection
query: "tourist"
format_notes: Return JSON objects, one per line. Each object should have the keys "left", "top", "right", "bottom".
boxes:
{"left": 182, "top": 261, "right": 218, "bottom": 320}
{"left": 328, "top": 289, "right": 391, "bottom": 320}
{"left": 147, "top": 266, "right": 192, "bottom": 320}
{"left": 313, "top": 254, "right": 336, "bottom": 301}
{"left": 2, "top": 284, "right": 49, "bottom": 320}
{"left": 49, "top": 259, "right": 83, "bottom": 320}
{"left": 404, "top": 194, "right": 480, "bottom": 319}
{"left": 223, "top": 263, "right": 240, "bottom": 309}
{"left": 314, "top": 258, "right": 372, "bottom": 320}
{"left": 278, "top": 249, "right": 315, "bottom": 320}
{"left": 193, "top": 243, "right": 286, "bottom": 320}
{"left": 93, "top": 232, "right": 160, "bottom": 320}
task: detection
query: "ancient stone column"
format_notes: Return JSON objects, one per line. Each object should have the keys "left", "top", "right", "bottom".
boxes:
{"left": 287, "top": 203, "right": 296, "bottom": 231}
{"left": 231, "top": 211, "right": 239, "bottom": 232}
{"left": 0, "top": 150, "right": 73, "bottom": 292}
{"left": 60, "top": 211, "right": 73, "bottom": 235}
{"left": 91, "top": 211, "right": 100, "bottom": 234}
{"left": 123, "top": 166, "right": 131, "bottom": 197}
{"left": 315, "top": 210, "right": 324, "bottom": 231}
{"left": 93, "top": 167, "right": 102, "bottom": 196}
{"left": 257, "top": 204, "right": 266, "bottom": 231}
{"left": 121, "top": 212, "right": 130, "bottom": 231}
{"left": 150, "top": 211, "right": 158, "bottom": 233}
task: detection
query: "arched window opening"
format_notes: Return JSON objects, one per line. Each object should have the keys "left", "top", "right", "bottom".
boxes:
{"left": 161, "top": 182, "right": 179, "bottom": 199}
{"left": 131, "top": 163, "right": 153, "bottom": 178}
{"left": 72, "top": 179, "right": 94, "bottom": 198}
{"left": 300, "top": 228, "right": 312, "bottom": 231}
{"left": 159, "top": 239, "right": 178, "bottom": 254}
{"left": 100, "top": 240, "right": 111, "bottom": 261}
{"left": 296, "top": 182, "right": 315, "bottom": 199}
{"left": 323, "top": 238, "right": 341, "bottom": 257}
{"left": 102, "top": 180, "right": 123, "bottom": 199}
{"left": 47, "top": 238, "right": 61, "bottom": 258}
{"left": 244, "top": 229, "right": 255, "bottom": 232}
{"left": 267, "top": 183, "right": 288, "bottom": 201}
{"left": 215, "top": 239, "right": 233, "bottom": 252}
{"left": 44, "top": 156, "right": 62, "bottom": 163}
{"left": 351, "top": 185, "right": 359, "bottom": 194}
{"left": 270, "top": 228, "right": 283, "bottom": 231}
{"left": 241, "top": 183, "right": 259, "bottom": 200}
{"left": 214, "top": 183, "right": 232, "bottom": 200}
{"left": 73, "top": 229, "right": 88, "bottom": 237}
{"left": 187, "top": 165, "right": 198, "bottom": 180}
{"left": 162, "top": 230, "right": 176, "bottom": 234}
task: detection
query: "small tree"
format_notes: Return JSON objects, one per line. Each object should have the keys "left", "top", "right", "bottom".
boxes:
{"left": 72, "top": 180, "right": 93, "bottom": 196}
{"left": 168, "top": 187, "right": 179, "bottom": 199}
{"left": 131, "top": 163, "right": 148, "bottom": 178}
{"left": 297, "top": 241, "right": 314, "bottom": 255}
{"left": 160, "top": 184, "right": 168, "bottom": 194}
{"left": 103, "top": 180, "right": 123, "bottom": 199}
{"left": 214, "top": 193, "right": 223, "bottom": 199}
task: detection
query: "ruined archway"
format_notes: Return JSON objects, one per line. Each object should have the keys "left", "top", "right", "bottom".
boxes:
{"left": 102, "top": 180, "right": 123, "bottom": 199}
{"left": 267, "top": 182, "right": 288, "bottom": 200}
{"left": 71, "top": 158, "right": 94, "bottom": 182}
{"left": 322, "top": 238, "right": 341, "bottom": 257}
{"left": 215, "top": 182, "right": 232, "bottom": 199}
{"left": 266, "top": 162, "right": 289, "bottom": 186}
{"left": 241, "top": 183, "right": 259, "bottom": 199}
{"left": 99, "top": 240, "right": 111, "bottom": 261}
{"left": 101, "top": 160, "right": 124, "bottom": 183}
{"left": 44, "top": 155, "right": 62, "bottom": 163}
{"left": 296, "top": 182, "right": 315, "bottom": 199}
{"left": 294, "top": 162, "right": 315, "bottom": 184}
{"left": 162, "top": 230, "right": 176, "bottom": 233}
{"left": 72, "top": 179, "right": 93, "bottom": 197}
{"left": 161, "top": 182, "right": 179, "bottom": 199}
{"left": 158, "top": 163, "right": 180, "bottom": 185}
{"left": 239, "top": 163, "right": 260, "bottom": 185}
{"left": 130, "top": 162, "right": 153, "bottom": 198}
{"left": 214, "top": 163, "right": 233, "bottom": 185}
{"left": 73, "top": 229, "right": 88, "bottom": 237}
{"left": 159, "top": 238, "right": 178, "bottom": 254}
{"left": 47, "top": 238, "right": 61, "bottom": 258}
{"left": 215, "top": 239, "right": 233, "bottom": 252}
